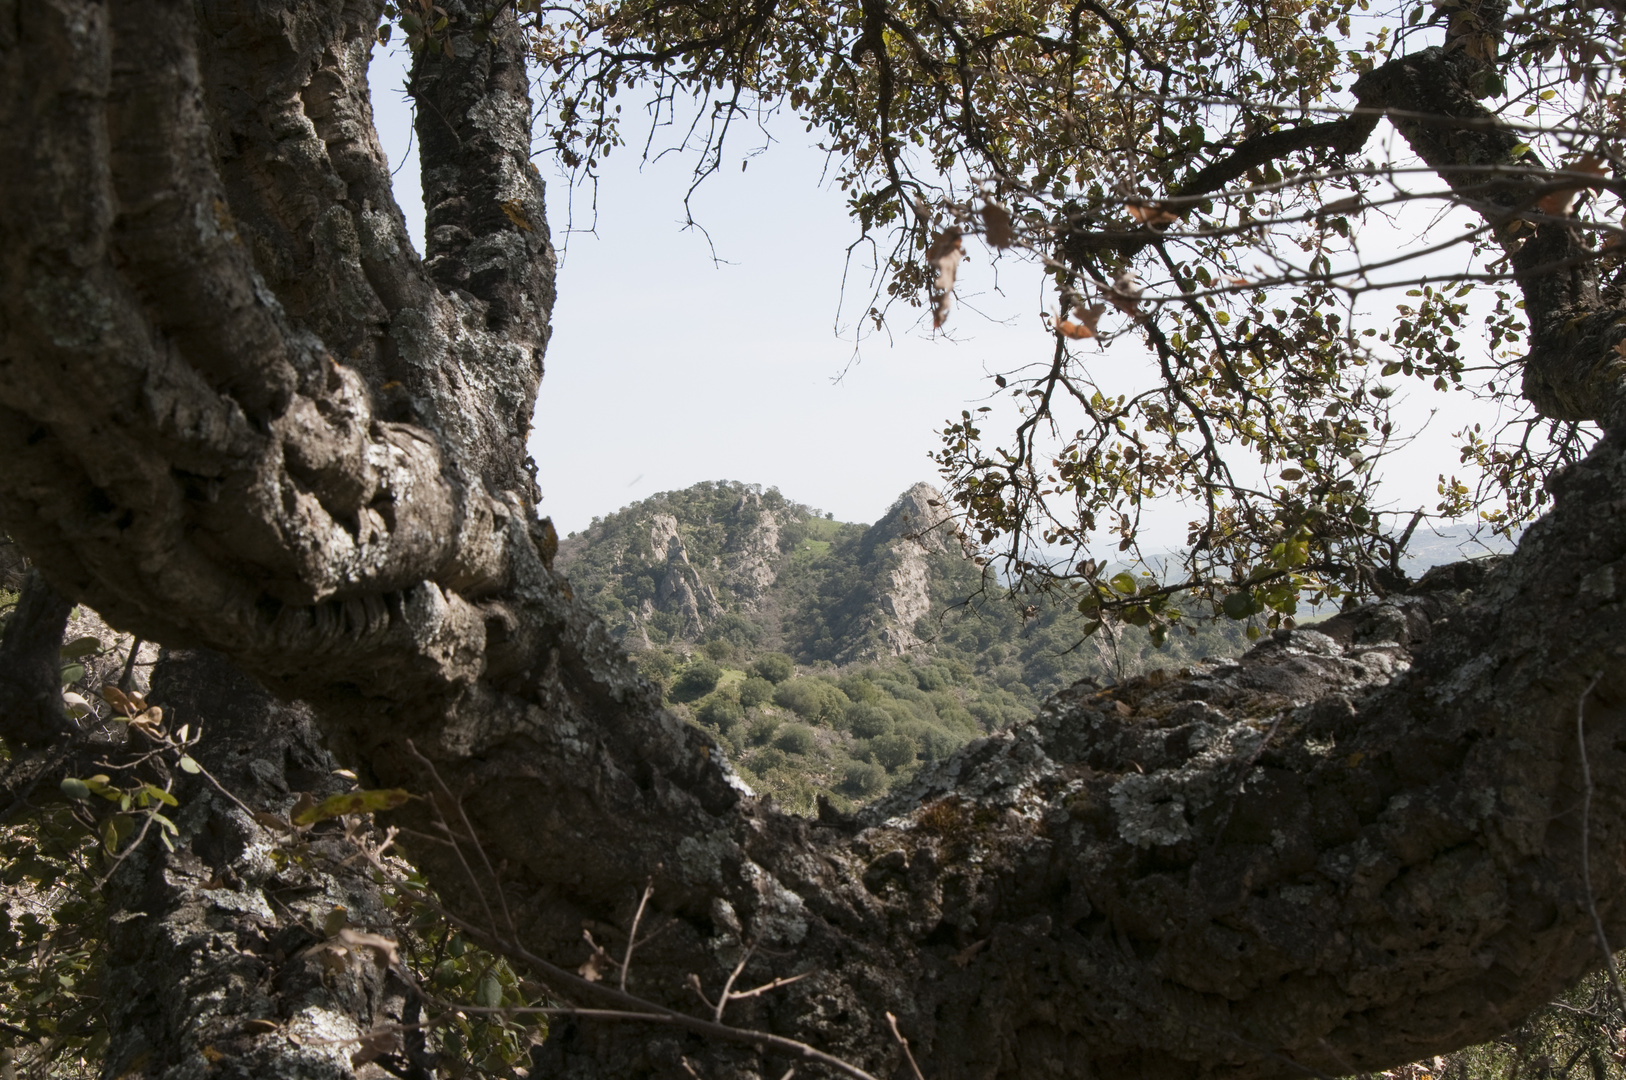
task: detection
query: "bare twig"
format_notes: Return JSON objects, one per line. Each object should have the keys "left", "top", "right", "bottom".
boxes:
{"left": 117, "top": 636, "right": 143, "bottom": 693}
{"left": 713, "top": 944, "right": 756, "bottom": 1022}
{"left": 1574, "top": 671, "right": 1626, "bottom": 1018}
{"left": 620, "top": 879, "right": 653, "bottom": 991}
{"left": 405, "top": 740, "right": 503, "bottom": 938}
{"left": 724, "top": 970, "right": 815, "bottom": 1005}
{"left": 886, "top": 1011, "right": 926, "bottom": 1080}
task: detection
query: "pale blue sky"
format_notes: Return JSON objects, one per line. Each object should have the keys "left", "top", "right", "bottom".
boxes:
{"left": 367, "top": 44, "right": 1498, "bottom": 547}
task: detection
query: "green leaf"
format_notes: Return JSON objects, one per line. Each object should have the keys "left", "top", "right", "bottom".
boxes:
{"left": 1109, "top": 572, "right": 1137, "bottom": 595}
{"left": 1222, "top": 591, "right": 1254, "bottom": 620}
{"left": 140, "top": 784, "right": 178, "bottom": 808}
{"left": 292, "top": 788, "right": 413, "bottom": 826}
{"left": 60, "top": 778, "right": 91, "bottom": 801}
{"left": 59, "top": 636, "right": 102, "bottom": 659}
{"left": 178, "top": 755, "right": 202, "bottom": 775}
{"left": 476, "top": 974, "right": 503, "bottom": 1009}
{"left": 58, "top": 663, "right": 85, "bottom": 686}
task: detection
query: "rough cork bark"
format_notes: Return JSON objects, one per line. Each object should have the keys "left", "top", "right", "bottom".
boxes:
{"left": 0, "top": 0, "right": 1623, "bottom": 1078}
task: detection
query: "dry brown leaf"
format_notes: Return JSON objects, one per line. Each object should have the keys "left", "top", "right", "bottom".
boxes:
{"left": 352, "top": 1029, "right": 403, "bottom": 1067}
{"left": 927, "top": 228, "right": 965, "bottom": 329}
{"left": 252, "top": 811, "right": 293, "bottom": 832}
{"left": 950, "top": 939, "right": 988, "bottom": 967}
{"left": 1538, "top": 153, "right": 1609, "bottom": 217}
{"left": 1613, "top": 338, "right": 1626, "bottom": 359}
{"left": 336, "top": 927, "right": 399, "bottom": 968}
{"left": 980, "top": 203, "right": 1015, "bottom": 248}
{"left": 100, "top": 684, "right": 141, "bottom": 716}
{"left": 1126, "top": 200, "right": 1181, "bottom": 228}
{"left": 1058, "top": 303, "right": 1105, "bottom": 339}
{"left": 128, "top": 705, "right": 164, "bottom": 733}
{"left": 1225, "top": 276, "right": 1249, "bottom": 286}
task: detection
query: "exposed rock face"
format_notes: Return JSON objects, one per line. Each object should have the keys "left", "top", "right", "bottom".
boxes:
{"left": 650, "top": 513, "right": 722, "bottom": 638}
{"left": 554, "top": 480, "right": 979, "bottom": 658}
{"left": 720, "top": 489, "right": 782, "bottom": 612}
{"left": 838, "top": 482, "right": 967, "bottom": 662}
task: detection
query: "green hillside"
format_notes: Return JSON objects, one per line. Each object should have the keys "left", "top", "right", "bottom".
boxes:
{"left": 557, "top": 480, "right": 1247, "bottom": 813}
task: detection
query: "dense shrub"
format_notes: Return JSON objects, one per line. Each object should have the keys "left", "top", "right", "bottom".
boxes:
{"left": 773, "top": 678, "right": 849, "bottom": 723}
{"left": 871, "top": 730, "right": 920, "bottom": 771}
{"left": 837, "top": 672, "right": 882, "bottom": 704}
{"left": 747, "top": 715, "right": 781, "bottom": 746}
{"left": 845, "top": 703, "right": 894, "bottom": 739}
{"left": 751, "top": 653, "right": 795, "bottom": 684}
{"left": 752, "top": 747, "right": 788, "bottom": 772}
{"left": 671, "top": 660, "right": 722, "bottom": 702}
{"left": 738, "top": 676, "right": 776, "bottom": 708}
{"left": 697, "top": 695, "right": 744, "bottom": 731}
{"left": 917, "top": 724, "right": 965, "bottom": 762}
{"left": 842, "top": 761, "right": 887, "bottom": 796}
{"left": 773, "top": 723, "right": 816, "bottom": 755}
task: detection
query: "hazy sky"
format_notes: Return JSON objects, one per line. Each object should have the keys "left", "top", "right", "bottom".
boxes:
{"left": 367, "top": 43, "right": 1499, "bottom": 546}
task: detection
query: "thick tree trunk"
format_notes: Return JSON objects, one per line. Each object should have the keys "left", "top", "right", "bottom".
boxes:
{"left": 104, "top": 649, "right": 421, "bottom": 1080}
{"left": 1, "top": 1, "right": 1624, "bottom": 1078}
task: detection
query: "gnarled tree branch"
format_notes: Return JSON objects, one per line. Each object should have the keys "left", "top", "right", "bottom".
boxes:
{"left": 1, "top": 2, "right": 1625, "bottom": 1078}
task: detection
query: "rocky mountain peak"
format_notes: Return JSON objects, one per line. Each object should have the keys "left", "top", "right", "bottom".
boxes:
{"left": 866, "top": 482, "right": 959, "bottom": 556}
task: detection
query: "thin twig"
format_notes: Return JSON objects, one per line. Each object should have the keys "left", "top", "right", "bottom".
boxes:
{"left": 620, "top": 879, "right": 653, "bottom": 992}
{"left": 712, "top": 944, "right": 756, "bottom": 1022}
{"left": 724, "top": 970, "right": 815, "bottom": 1005}
{"left": 117, "top": 637, "right": 143, "bottom": 693}
{"left": 886, "top": 1012, "right": 926, "bottom": 1080}
{"left": 405, "top": 741, "right": 502, "bottom": 937}
{"left": 1574, "top": 671, "right": 1626, "bottom": 1017}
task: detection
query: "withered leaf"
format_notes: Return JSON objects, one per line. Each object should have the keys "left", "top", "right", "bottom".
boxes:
{"left": 980, "top": 203, "right": 1015, "bottom": 248}
{"left": 336, "top": 927, "right": 399, "bottom": 968}
{"left": 1537, "top": 153, "right": 1608, "bottom": 217}
{"left": 100, "top": 684, "right": 138, "bottom": 716}
{"left": 927, "top": 228, "right": 965, "bottom": 329}
{"left": 1057, "top": 303, "right": 1105, "bottom": 340}
{"left": 128, "top": 706, "right": 164, "bottom": 732}
{"left": 253, "top": 811, "right": 293, "bottom": 832}
{"left": 352, "top": 1029, "right": 403, "bottom": 1067}
{"left": 1126, "top": 200, "right": 1180, "bottom": 228}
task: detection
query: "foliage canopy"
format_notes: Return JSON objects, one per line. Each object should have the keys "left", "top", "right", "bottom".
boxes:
{"left": 405, "top": 0, "right": 1626, "bottom": 639}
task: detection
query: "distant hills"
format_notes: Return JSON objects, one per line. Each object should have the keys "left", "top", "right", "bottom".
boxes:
{"left": 557, "top": 480, "right": 1246, "bottom": 812}
{"left": 556, "top": 480, "right": 1513, "bottom": 812}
